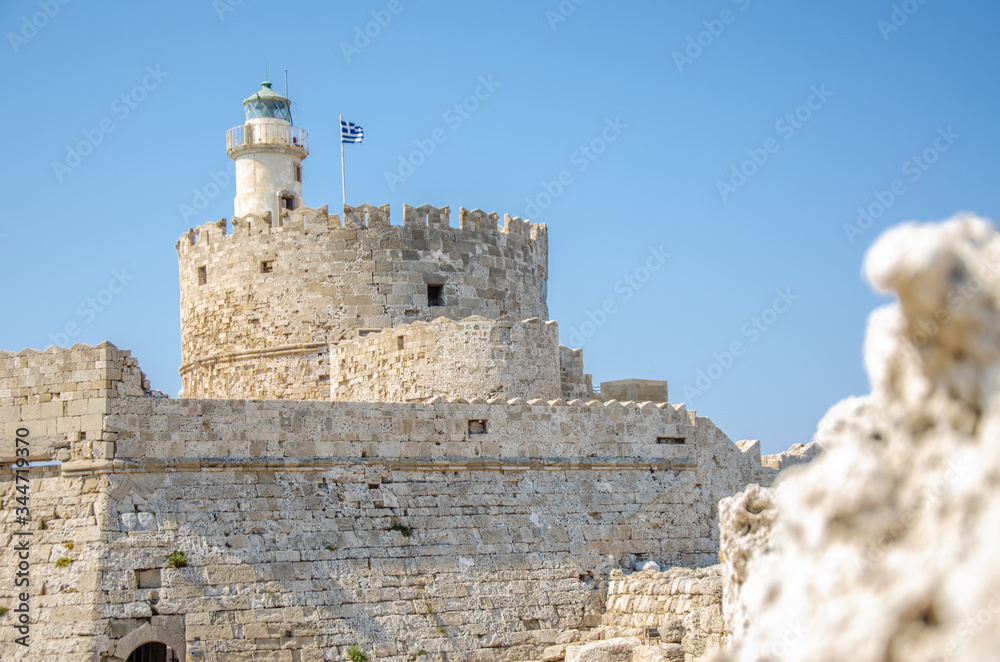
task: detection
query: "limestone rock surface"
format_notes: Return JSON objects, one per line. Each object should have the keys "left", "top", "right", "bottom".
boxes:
{"left": 711, "top": 214, "right": 1000, "bottom": 661}
{"left": 717, "top": 483, "right": 776, "bottom": 643}
{"left": 564, "top": 637, "right": 641, "bottom": 662}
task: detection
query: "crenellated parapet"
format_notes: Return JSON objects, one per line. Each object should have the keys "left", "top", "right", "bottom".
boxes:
{"left": 175, "top": 203, "right": 546, "bottom": 256}
{"left": 0, "top": 339, "right": 770, "bottom": 662}
{"left": 176, "top": 203, "right": 549, "bottom": 400}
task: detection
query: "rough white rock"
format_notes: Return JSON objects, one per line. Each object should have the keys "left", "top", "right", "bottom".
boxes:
{"left": 717, "top": 483, "right": 776, "bottom": 644}
{"left": 542, "top": 644, "right": 568, "bottom": 661}
{"left": 712, "top": 215, "right": 1000, "bottom": 661}
{"left": 632, "top": 643, "right": 685, "bottom": 662}
{"left": 564, "top": 637, "right": 641, "bottom": 662}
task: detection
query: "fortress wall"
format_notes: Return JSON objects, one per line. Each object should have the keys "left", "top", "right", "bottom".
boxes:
{"left": 85, "top": 462, "right": 707, "bottom": 662}
{"left": 560, "top": 346, "right": 595, "bottom": 401}
{"left": 330, "top": 316, "right": 562, "bottom": 402}
{"left": 105, "top": 394, "right": 738, "bottom": 479}
{"left": 176, "top": 204, "right": 548, "bottom": 400}
{"left": 0, "top": 345, "right": 764, "bottom": 661}
{"left": 0, "top": 469, "right": 109, "bottom": 661}
{"left": 599, "top": 566, "right": 725, "bottom": 658}
{"left": 0, "top": 342, "right": 145, "bottom": 463}
{"left": 179, "top": 344, "right": 330, "bottom": 402}
{"left": 85, "top": 394, "right": 756, "bottom": 662}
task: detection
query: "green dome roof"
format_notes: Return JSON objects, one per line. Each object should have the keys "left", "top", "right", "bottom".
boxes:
{"left": 242, "top": 81, "right": 289, "bottom": 105}
{"left": 242, "top": 81, "right": 293, "bottom": 123}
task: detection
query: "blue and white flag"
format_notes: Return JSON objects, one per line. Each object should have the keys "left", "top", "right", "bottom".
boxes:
{"left": 341, "top": 119, "right": 364, "bottom": 144}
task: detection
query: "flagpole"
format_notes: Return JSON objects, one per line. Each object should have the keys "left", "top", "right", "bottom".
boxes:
{"left": 339, "top": 114, "right": 347, "bottom": 209}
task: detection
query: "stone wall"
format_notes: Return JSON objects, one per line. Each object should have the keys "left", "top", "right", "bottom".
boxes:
{"left": 0, "top": 342, "right": 147, "bottom": 463}
{"left": 559, "top": 346, "right": 594, "bottom": 401}
{"left": 539, "top": 566, "right": 726, "bottom": 662}
{"left": 0, "top": 344, "right": 765, "bottom": 662}
{"left": 601, "top": 380, "right": 669, "bottom": 404}
{"left": 179, "top": 344, "right": 331, "bottom": 404}
{"left": 601, "top": 566, "right": 724, "bottom": 654}
{"left": 0, "top": 468, "right": 108, "bottom": 659}
{"left": 177, "top": 203, "right": 548, "bottom": 400}
{"left": 602, "top": 566, "right": 724, "bottom": 662}
{"left": 330, "top": 316, "right": 561, "bottom": 402}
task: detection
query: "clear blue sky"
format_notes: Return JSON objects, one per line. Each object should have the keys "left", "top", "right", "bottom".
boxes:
{"left": 3, "top": 0, "right": 998, "bottom": 454}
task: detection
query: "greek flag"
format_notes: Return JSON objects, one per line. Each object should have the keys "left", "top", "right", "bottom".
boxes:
{"left": 341, "top": 119, "right": 364, "bottom": 144}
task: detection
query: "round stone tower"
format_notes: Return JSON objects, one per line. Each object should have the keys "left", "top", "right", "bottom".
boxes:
{"left": 227, "top": 81, "right": 308, "bottom": 222}
{"left": 177, "top": 86, "right": 548, "bottom": 402}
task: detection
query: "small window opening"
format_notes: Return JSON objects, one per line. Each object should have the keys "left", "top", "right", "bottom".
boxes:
{"left": 468, "top": 420, "right": 488, "bottom": 435}
{"left": 397, "top": 336, "right": 405, "bottom": 350}
{"left": 280, "top": 195, "right": 295, "bottom": 210}
{"left": 135, "top": 568, "right": 162, "bottom": 589}
{"left": 657, "top": 437, "right": 686, "bottom": 445}
{"left": 197, "top": 266, "right": 207, "bottom": 286}
{"left": 318, "top": 374, "right": 330, "bottom": 383}
{"left": 491, "top": 326, "right": 511, "bottom": 344}
{"left": 260, "top": 261, "right": 274, "bottom": 274}
{"left": 294, "top": 164, "right": 302, "bottom": 183}
{"left": 427, "top": 284, "right": 443, "bottom": 307}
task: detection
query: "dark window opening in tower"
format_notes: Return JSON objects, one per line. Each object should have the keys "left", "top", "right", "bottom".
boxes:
{"left": 281, "top": 196, "right": 295, "bottom": 211}
{"left": 427, "top": 284, "right": 443, "bottom": 307}
{"left": 295, "top": 164, "right": 302, "bottom": 182}
{"left": 197, "top": 266, "right": 207, "bottom": 286}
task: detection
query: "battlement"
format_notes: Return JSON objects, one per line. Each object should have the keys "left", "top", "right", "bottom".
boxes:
{"left": 0, "top": 341, "right": 767, "bottom": 662}
{"left": 176, "top": 203, "right": 549, "bottom": 400}
{"left": 175, "top": 203, "right": 546, "bottom": 256}
{"left": 2, "top": 342, "right": 740, "bottom": 468}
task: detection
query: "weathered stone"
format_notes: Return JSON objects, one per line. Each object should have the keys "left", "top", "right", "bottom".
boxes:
{"left": 711, "top": 215, "right": 1000, "bottom": 661}
{"left": 0, "top": 341, "right": 770, "bottom": 662}
{"left": 632, "top": 643, "right": 685, "bottom": 662}
{"left": 565, "top": 637, "right": 641, "bottom": 662}
{"left": 542, "top": 643, "right": 568, "bottom": 660}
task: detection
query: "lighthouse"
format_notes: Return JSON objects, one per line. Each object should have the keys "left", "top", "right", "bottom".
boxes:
{"left": 226, "top": 81, "right": 308, "bottom": 222}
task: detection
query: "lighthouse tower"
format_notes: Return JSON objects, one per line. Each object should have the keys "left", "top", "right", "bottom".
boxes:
{"left": 226, "top": 81, "right": 308, "bottom": 222}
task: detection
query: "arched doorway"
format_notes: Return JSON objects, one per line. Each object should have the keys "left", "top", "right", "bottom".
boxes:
{"left": 126, "top": 642, "right": 179, "bottom": 662}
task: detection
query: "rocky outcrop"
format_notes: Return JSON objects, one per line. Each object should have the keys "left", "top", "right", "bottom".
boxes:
{"left": 711, "top": 214, "right": 1000, "bottom": 661}
{"left": 717, "top": 484, "right": 776, "bottom": 644}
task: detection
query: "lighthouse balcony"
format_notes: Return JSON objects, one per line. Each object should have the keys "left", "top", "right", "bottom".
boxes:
{"left": 227, "top": 124, "right": 309, "bottom": 157}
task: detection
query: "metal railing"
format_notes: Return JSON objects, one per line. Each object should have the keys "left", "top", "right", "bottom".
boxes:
{"left": 227, "top": 124, "right": 309, "bottom": 156}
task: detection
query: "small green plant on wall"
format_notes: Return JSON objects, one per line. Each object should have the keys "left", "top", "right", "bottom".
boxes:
{"left": 389, "top": 522, "right": 412, "bottom": 537}
{"left": 347, "top": 645, "right": 369, "bottom": 662}
{"left": 167, "top": 550, "right": 188, "bottom": 568}
{"left": 55, "top": 557, "right": 72, "bottom": 568}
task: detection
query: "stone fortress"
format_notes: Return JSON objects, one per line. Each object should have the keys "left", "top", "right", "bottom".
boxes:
{"left": 0, "top": 82, "right": 798, "bottom": 662}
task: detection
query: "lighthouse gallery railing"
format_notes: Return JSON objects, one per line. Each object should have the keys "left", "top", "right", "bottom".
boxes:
{"left": 226, "top": 124, "right": 309, "bottom": 157}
